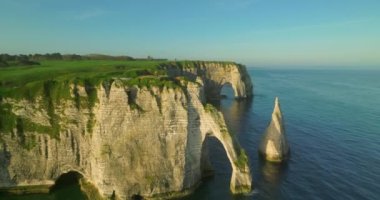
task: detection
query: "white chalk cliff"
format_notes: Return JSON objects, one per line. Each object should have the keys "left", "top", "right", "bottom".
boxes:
{"left": 0, "top": 62, "right": 253, "bottom": 199}
{"left": 259, "top": 97, "right": 290, "bottom": 162}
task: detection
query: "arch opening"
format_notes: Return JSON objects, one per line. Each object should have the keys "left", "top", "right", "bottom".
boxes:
{"left": 132, "top": 194, "right": 143, "bottom": 200}
{"left": 48, "top": 171, "right": 89, "bottom": 200}
{"left": 220, "top": 83, "right": 235, "bottom": 100}
{"left": 200, "top": 134, "right": 232, "bottom": 185}
{"left": 208, "top": 82, "right": 235, "bottom": 106}
{"left": 219, "top": 83, "right": 236, "bottom": 108}
{"left": 50, "top": 171, "right": 103, "bottom": 199}
{"left": 50, "top": 171, "right": 83, "bottom": 192}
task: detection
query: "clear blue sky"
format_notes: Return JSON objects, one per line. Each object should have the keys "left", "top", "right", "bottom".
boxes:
{"left": 1, "top": 0, "right": 379, "bottom": 68}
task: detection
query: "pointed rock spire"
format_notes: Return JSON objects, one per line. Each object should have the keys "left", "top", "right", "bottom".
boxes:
{"left": 259, "top": 97, "right": 290, "bottom": 162}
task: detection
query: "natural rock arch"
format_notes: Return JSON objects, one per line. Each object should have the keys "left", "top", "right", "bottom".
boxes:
{"left": 206, "top": 80, "right": 236, "bottom": 100}
{"left": 199, "top": 125, "right": 251, "bottom": 193}
{"left": 164, "top": 62, "right": 253, "bottom": 101}
{"left": 182, "top": 80, "right": 252, "bottom": 195}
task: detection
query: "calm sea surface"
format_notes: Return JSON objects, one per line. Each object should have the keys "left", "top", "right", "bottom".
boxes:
{"left": 2, "top": 69, "right": 380, "bottom": 200}
{"left": 185, "top": 68, "right": 380, "bottom": 200}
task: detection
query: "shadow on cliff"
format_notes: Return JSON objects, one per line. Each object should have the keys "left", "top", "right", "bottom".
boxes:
{"left": 182, "top": 95, "right": 203, "bottom": 190}
{"left": 0, "top": 142, "right": 15, "bottom": 191}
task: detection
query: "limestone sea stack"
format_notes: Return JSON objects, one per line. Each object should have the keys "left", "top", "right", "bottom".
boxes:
{"left": 259, "top": 97, "right": 290, "bottom": 162}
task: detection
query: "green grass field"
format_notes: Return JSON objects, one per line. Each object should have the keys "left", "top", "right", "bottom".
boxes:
{"left": 0, "top": 60, "right": 166, "bottom": 88}
{"left": 0, "top": 60, "right": 172, "bottom": 99}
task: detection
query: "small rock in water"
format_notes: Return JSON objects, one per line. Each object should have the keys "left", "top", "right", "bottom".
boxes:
{"left": 259, "top": 97, "right": 290, "bottom": 162}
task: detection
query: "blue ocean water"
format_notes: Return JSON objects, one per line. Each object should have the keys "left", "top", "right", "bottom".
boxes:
{"left": 185, "top": 69, "right": 380, "bottom": 200}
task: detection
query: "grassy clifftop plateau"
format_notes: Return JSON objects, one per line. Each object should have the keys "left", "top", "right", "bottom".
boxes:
{"left": 0, "top": 59, "right": 237, "bottom": 138}
{"left": 0, "top": 60, "right": 165, "bottom": 95}
{"left": 0, "top": 60, "right": 236, "bottom": 98}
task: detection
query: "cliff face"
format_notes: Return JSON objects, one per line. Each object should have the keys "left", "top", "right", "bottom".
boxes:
{"left": 0, "top": 62, "right": 252, "bottom": 199}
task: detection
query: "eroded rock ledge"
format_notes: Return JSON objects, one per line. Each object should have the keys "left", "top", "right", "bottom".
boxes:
{"left": 0, "top": 62, "right": 253, "bottom": 199}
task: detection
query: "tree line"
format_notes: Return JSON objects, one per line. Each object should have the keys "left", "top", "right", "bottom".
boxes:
{"left": 0, "top": 53, "right": 167, "bottom": 68}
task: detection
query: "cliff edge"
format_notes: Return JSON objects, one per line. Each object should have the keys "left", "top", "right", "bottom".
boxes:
{"left": 0, "top": 61, "right": 253, "bottom": 199}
